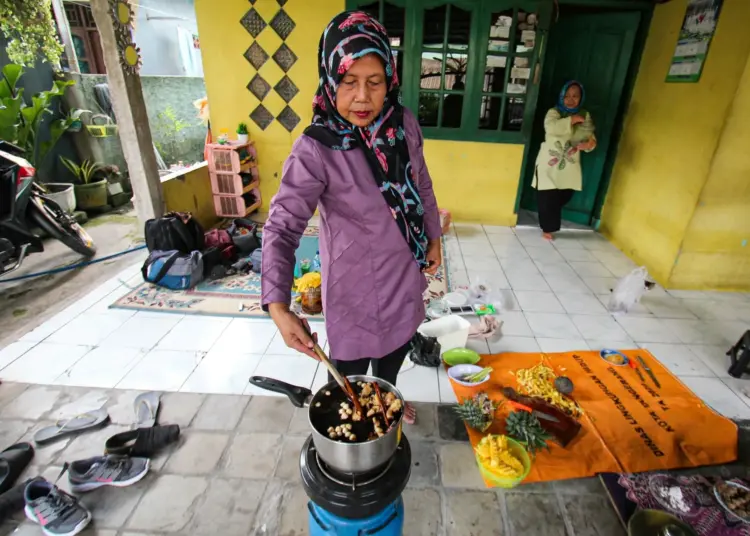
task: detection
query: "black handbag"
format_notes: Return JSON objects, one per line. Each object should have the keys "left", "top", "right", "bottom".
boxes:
{"left": 144, "top": 212, "right": 204, "bottom": 254}
{"left": 228, "top": 218, "right": 261, "bottom": 254}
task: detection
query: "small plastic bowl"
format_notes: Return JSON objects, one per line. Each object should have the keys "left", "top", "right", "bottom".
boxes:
{"left": 475, "top": 436, "right": 532, "bottom": 488}
{"left": 448, "top": 364, "right": 490, "bottom": 387}
{"left": 443, "top": 347, "right": 481, "bottom": 366}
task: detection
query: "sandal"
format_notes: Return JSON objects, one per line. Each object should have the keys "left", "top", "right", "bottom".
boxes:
{"left": 134, "top": 392, "right": 161, "bottom": 428}
{"left": 33, "top": 409, "right": 110, "bottom": 445}
{"left": 0, "top": 443, "right": 34, "bottom": 495}
{"left": 105, "top": 424, "right": 180, "bottom": 457}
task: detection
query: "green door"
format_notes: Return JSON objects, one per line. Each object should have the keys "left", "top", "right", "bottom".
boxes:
{"left": 519, "top": 11, "right": 640, "bottom": 226}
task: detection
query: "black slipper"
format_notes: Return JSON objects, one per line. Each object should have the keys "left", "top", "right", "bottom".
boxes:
{"left": 0, "top": 477, "right": 34, "bottom": 522}
{"left": 105, "top": 424, "right": 180, "bottom": 457}
{"left": 0, "top": 443, "right": 34, "bottom": 495}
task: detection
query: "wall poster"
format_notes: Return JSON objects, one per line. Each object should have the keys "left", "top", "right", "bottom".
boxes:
{"left": 666, "top": 0, "right": 723, "bottom": 83}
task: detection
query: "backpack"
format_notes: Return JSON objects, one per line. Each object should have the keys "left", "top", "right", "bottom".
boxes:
{"left": 142, "top": 250, "right": 203, "bottom": 290}
{"left": 227, "top": 218, "right": 261, "bottom": 254}
{"left": 144, "top": 212, "right": 204, "bottom": 254}
{"left": 204, "top": 229, "right": 236, "bottom": 261}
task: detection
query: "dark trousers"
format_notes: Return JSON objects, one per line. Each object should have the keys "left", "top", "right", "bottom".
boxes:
{"left": 329, "top": 343, "right": 411, "bottom": 387}
{"left": 538, "top": 188, "right": 575, "bottom": 233}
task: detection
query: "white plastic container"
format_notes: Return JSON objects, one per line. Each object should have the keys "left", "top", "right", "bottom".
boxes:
{"left": 418, "top": 315, "right": 471, "bottom": 355}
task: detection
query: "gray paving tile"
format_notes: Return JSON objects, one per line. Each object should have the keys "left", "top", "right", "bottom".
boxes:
{"left": 59, "top": 424, "right": 129, "bottom": 462}
{"left": 0, "top": 420, "right": 34, "bottom": 450}
{"left": 192, "top": 395, "right": 248, "bottom": 431}
{"left": 0, "top": 383, "right": 28, "bottom": 410}
{"left": 440, "top": 443, "right": 485, "bottom": 488}
{"left": 103, "top": 389, "right": 145, "bottom": 426}
{"left": 164, "top": 431, "right": 230, "bottom": 474}
{"left": 562, "top": 495, "right": 626, "bottom": 536}
{"left": 287, "top": 406, "right": 310, "bottom": 435}
{"left": 0, "top": 386, "right": 63, "bottom": 420}
{"left": 222, "top": 433, "right": 282, "bottom": 479}
{"left": 17, "top": 420, "right": 70, "bottom": 465}
{"left": 77, "top": 474, "right": 149, "bottom": 528}
{"left": 239, "top": 396, "right": 294, "bottom": 434}
{"left": 45, "top": 387, "right": 109, "bottom": 420}
{"left": 408, "top": 440, "right": 440, "bottom": 487}
{"left": 553, "top": 477, "right": 604, "bottom": 495}
{"left": 277, "top": 484, "right": 309, "bottom": 536}
{"left": 402, "top": 488, "right": 442, "bottom": 535}
{"left": 403, "top": 402, "right": 437, "bottom": 439}
{"left": 159, "top": 391, "right": 206, "bottom": 427}
{"left": 127, "top": 474, "right": 208, "bottom": 532}
{"left": 187, "top": 478, "right": 267, "bottom": 535}
{"left": 445, "top": 489, "right": 504, "bottom": 535}
{"left": 506, "top": 493, "right": 565, "bottom": 536}
{"left": 274, "top": 435, "right": 306, "bottom": 480}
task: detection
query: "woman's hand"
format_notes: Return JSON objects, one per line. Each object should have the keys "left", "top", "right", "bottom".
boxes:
{"left": 423, "top": 239, "right": 442, "bottom": 275}
{"left": 268, "top": 303, "right": 319, "bottom": 360}
{"left": 571, "top": 114, "right": 586, "bottom": 125}
{"left": 578, "top": 137, "right": 597, "bottom": 151}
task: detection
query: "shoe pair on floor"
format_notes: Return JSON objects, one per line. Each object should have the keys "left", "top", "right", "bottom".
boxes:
{"left": 25, "top": 455, "right": 150, "bottom": 536}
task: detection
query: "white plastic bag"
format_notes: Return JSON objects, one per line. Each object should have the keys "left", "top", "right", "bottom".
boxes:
{"left": 608, "top": 267, "right": 649, "bottom": 313}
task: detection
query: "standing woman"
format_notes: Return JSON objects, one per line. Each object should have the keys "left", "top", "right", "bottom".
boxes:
{"left": 261, "top": 11, "right": 442, "bottom": 423}
{"left": 533, "top": 81, "right": 596, "bottom": 240}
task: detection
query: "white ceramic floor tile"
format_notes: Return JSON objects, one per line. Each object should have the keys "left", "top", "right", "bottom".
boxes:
{"left": 0, "top": 341, "right": 36, "bottom": 370}
{"left": 487, "top": 234, "right": 523, "bottom": 247}
{"left": 514, "top": 231, "right": 553, "bottom": 248}
{"left": 585, "top": 339, "right": 637, "bottom": 351}
{"left": 514, "top": 291, "right": 565, "bottom": 313}
{"left": 568, "top": 261, "right": 612, "bottom": 278}
{"left": 556, "top": 293, "right": 609, "bottom": 315}
{"left": 437, "top": 367, "right": 458, "bottom": 403}
{"left": 550, "top": 236, "right": 585, "bottom": 250}
{"left": 209, "top": 318, "right": 277, "bottom": 355}
{"left": 265, "top": 324, "right": 329, "bottom": 356}
{"left": 459, "top": 242, "right": 498, "bottom": 258}
{"left": 602, "top": 295, "right": 653, "bottom": 317}
{"left": 483, "top": 225, "right": 514, "bottom": 235}
{"left": 721, "top": 377, "right": 750, "bottom": 409}
{"left": 156, "top": 316, "right": 231, "bottom": 352}
{"left": 679, "top": 376, "right": 750, "bottom": 420}
{"left": 85, "top": 295, "right": 138, "bottom": 320}
{"left": 465, "top": 337, "right": 490, "bottom": 354}
{"left": 601, "top": 261, "right": 637, "bottom": 278}
{"left": 578, "top": 235, "right": 620, "bottom": 252}
{"left": 615, "top": 317, "right": 681, "bottom": 343}
{"left": 667, "top": 290, "right": 708, "bottom": 300}
{"left": 449, "top": 270, "right": 470, "bottom": 288}
{"left": 640, "top": 343, "right": 716, "bottom": 377}
{"left": 310, "top": 363, "right": 328, "bottom": 394}
{"left": 545, "top": 273, "right": 591, "bottom": 295}
{"left": 641, "top": 297, "right": 697, "bottom": 319}
{"left": 496, "top": 311, "right": 533, "bottom": 337}
{"left": 454, "top": 224, "right": 488, "bottom": 242}
{"left": 689, "top": 344, "right": 732, "bottom": 378}
{"left": 247, "top": 353, "right": 320, "bottom": 395}
{"left": 571, "top": 315, "right": 630, "bottom": 341}
{"left": 558, "top": 248, "right": 597, "bottom": 262}
{"left": 524, "top": 313, "right": 581, "bottom": 340}
{"left": 491, "top": 241, "right": 529, "bottom": 259}
{"left": 463, "top": 256, "right": 503, "bottom": 272}
{"left": 116, "top": 349, "right": 202, "bottom": 391}
{"left": 0, "top": 343, "right": 92, "bottom": 383}
{"left": 180, "top": 350, "right": 263, "bottom": 395}
{"left": 500, "top": 257, "right": 540, "bottom": 274}
{"left": 533, "top": 261, "right": 576, "bottom": 277}
{"left": 537, "top": 338, "right": 589, "bottom": 353}
{"left": 467, "top": 269, "right": 510, "bottom": 290}
{"left": 394, "top": 366, "right": 439, "bottom": 403}
{"left": 525, "top": 246, "right": 565, "bottom": 263}
{"left": 54, "top": 346, "right": 145, "bottom": 388}
{"left": 706, "top": 321, "right": 746, "bottom": 347}
{"left": 100, "top": 313, "right": 183, "bottom": 350}
{"left": 46, "top": 313, "right": 127, "bottom": 347}
{"left": 506, "top": 271, "right": 551, "bottom": 292}
{"left": 496, "top": 290, "right": 521, "bottom": 311}
{"left": 488, "top": 335, "right": 540, "bottom": 353}
{"left": 660, "top": 319, "right": 728, "bottom": 346}
{"left": 583, "top": 276, "right": 618, "bottom": 295}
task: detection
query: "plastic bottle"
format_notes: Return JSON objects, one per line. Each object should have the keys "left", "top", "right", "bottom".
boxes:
{"left": 311, "top": 251, "right": 321, "bottom": 272}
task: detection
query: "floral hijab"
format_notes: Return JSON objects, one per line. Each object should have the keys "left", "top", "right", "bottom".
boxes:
{"left": 304, "top": 11, "right": 428, "bottom": 268}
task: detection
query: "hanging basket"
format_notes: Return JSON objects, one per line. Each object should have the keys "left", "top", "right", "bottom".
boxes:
{"left": 86, "top": 114, "right": 119, "bottom": 138}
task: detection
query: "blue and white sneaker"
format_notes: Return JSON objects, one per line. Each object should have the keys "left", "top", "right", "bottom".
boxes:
{"left": 24, "top": 478, "right": 91, "bottom": 536}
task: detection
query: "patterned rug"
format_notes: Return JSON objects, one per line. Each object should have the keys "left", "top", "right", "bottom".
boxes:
{"left": 111, "top": 226, "right": 450, "bottom": 319}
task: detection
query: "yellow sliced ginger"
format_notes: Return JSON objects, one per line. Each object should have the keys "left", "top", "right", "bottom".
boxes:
{"left": 512, "top": 361, "right": 583, "bottom": 417}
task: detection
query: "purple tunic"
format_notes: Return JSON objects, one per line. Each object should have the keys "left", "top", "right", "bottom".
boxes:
{"left": 261, "top": 110, "right": 441, "bottom": 361}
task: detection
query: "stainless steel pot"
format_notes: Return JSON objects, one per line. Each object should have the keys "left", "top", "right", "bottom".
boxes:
{"left": 249, "top": 374, "right": 404, "bottom": 474}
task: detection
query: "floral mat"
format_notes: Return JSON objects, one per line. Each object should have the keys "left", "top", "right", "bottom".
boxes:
{"left": 600, "top": 472, "right": 750, "bottom": 535}
{"left": 111, "top": 226, "right": 450, "bottom": 319}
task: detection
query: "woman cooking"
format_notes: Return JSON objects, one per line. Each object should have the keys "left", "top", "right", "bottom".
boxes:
{"left": 533, "top": 81, "right": 596, "bottom": 240}
{"left": 261, "top": 11, "right": 442, "bottom": 424}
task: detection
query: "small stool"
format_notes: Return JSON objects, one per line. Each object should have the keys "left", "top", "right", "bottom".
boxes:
{"left": 727, "top": 330, "right": 750, "bottom": 378}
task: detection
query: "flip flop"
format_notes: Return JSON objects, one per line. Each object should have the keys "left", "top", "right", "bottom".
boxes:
{"left": 0, "top": 443, "right": 34, "bottom": 495}
{"left": 134, "top": 392, "right": 161, "bottom": 428}
{"left": 33, "top": 409, "right": 110, "bottom": 446}
{"left": 105, "top": 424, "right": 180, "bottom": 457}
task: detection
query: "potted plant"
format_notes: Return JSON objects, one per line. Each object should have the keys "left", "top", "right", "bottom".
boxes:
{"left": 59, "top": 156, "right": 108, "bottom": 211}
{"left": 236, "top": 122, "right": 249, "bottom": 144}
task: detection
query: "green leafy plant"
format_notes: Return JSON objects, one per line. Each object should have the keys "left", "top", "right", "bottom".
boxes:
{"left": 59, "top": 156, "right": 103, "bottom": 185}
{"left": 236, "top": 122, "right": 248, "bottom": 135}
{"left": 454, "top": 393, "right": 499, "bottom": 432}
{"left": 0, "top": 63, "right": 76, "bottom": 168}
{"left": 153, "top": 106, "right": 193, "bottom": 165}
{"left": 505, "top": 410, "right": 552, "bottom": 455}
{"left": 0, "top": 0, "right": 64, "bottom": 66}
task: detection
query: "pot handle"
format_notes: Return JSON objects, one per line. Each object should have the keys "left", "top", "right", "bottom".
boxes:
{"left": 248, "top": 376, "right": 312, "bottom": 408}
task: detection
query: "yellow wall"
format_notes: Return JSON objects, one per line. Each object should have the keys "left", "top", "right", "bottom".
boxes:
{"left": 162, "top": 163, "right": 220, "bottom": 230}
{"left": 194, "top": 0, "right": 522, "bottom": 226}
{"left": 601, "top": 0, "right": 750, "bottom": 289}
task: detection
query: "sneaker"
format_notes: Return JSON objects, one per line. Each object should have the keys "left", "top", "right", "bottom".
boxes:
{"left": 68, "top": 455, "right": 149, "bottom": 493}
{"left": 24, "top": 478, "right": 91, "bottom": 536}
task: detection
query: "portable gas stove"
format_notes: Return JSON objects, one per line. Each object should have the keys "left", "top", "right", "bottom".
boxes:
{"left": 299, "top": 434, "right": 411, "bottom": 535}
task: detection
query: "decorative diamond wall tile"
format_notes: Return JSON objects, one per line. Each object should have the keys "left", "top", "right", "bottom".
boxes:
{"left": 269, "top": 9, "right": 295, "bottom": 40}
{"left": 250, "top": 104, "right": 274, "bottom": 130}
{"left": 240, "top": 8, "right": 266, "bottom": 38}
{"left": 247, "top": 74, "right": 271, "bottom": 101}
{"left": 277, "top": 106, "right": 300, "bottom": 132}
{"left": 248, "top": 0, "right": 256, "bottom": 3}
{"left": 277, "top": 0, "right": 288, "bottom": 5}
{"left": 244, "top": 42, "right": 269, "bottom": 70}
{"left": 274, "top": 76, "right": 299, "bottom": 103}
{"left": 272, "top": 43, "right": 297, "bottom": 72}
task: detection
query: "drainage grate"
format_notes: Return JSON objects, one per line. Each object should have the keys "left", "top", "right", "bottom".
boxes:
{"left": 240, "top": 8, "right": 266, "bottom": 38}
{"left": 274, "top": 76, "right": 299, "bottom": 103}
{"left": 250, "top": 104, "right": 274, "bottom": 130}
{"left": 247, "top": 73, "right": 272, "bottom": 101}
{"left": 244, "top": 42, "right": 269, "bottom": 70}
{"left": 272, "top": 43, "right": 297, "bottom": 73}
{"left": 269, "top": 9, "right": 295, "bottom": 40}
{"left": 277, "top": 106, "right": 300, "bottom": 132}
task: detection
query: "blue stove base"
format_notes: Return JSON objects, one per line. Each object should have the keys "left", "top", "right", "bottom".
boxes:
{"left": 308, "top": 497, "right": 404, "bottom": 536}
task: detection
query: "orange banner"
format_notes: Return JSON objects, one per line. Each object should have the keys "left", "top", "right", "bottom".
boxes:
{"left": 450, "top": 350, "right": 738, "bottom": 484}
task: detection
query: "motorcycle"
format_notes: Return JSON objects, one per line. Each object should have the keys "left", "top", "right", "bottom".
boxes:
{"left": 0, "top": 140, "right": 96, "bottom": 277}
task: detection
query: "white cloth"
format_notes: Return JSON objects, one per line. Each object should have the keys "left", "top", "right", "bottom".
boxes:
{"left": 177, "top": 27, "right": 203, "bottom": 77}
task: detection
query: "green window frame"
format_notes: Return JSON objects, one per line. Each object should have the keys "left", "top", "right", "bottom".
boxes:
{"left": 346, "top": 0, "right": 552, "bottom": 144}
